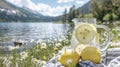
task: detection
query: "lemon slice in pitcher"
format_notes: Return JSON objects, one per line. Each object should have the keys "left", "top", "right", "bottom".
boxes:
{"left": 75, "top": 23, "right": 97, "bottom": 44}
{"left": 74, "top": 44, "right": 89, "bottom": 56}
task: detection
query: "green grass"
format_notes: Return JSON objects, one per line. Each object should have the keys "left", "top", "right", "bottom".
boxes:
{"left": 0, "top": 31, "right": 72, "bottom": 67}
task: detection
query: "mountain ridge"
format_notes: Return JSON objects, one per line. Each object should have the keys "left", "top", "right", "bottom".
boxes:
{"left": 77, "top": 0, "right": 91, "bottom": 14}
{"left": 77, "top": 0, "right": 102, "bottom": 14}
{"left": 0, "top": 0, "right": 61, "bottom": 22}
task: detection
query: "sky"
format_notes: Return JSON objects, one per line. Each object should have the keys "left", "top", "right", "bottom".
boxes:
{"left": 6, "top": 0, "right": 90, "bottom": 16}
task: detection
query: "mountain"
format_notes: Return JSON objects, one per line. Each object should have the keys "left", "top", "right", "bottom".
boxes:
{"left": 0, "top": 0, "right": 61, "bottom": 22}
{"left": 77, "top": 0, "right": 102, "bottom": 14}
{"left": 77, "top": 1, "right": 91, "bottom": 14}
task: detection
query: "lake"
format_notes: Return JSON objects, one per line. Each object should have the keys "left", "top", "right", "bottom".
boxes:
{"left": 0, "top": 22, "right": 70, "bottom": 47}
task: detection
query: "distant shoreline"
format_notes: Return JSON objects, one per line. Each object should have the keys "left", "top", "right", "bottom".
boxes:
{"left": 0, "top": 21, "right": 55, "bottom": 23}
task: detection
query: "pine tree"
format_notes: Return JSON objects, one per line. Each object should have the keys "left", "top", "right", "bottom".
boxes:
{"left": 68, "top": 5, "right": 76, "bottom": 22}
{"left": 62, "top": 8, "right": 67, "bottom": 23}
{"left": 75, "top": 9, "right": 80, "bottom": 18}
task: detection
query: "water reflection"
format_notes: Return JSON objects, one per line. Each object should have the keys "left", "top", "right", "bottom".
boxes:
{"left": 0, "top": 22, "right": 69, "bottom": 45}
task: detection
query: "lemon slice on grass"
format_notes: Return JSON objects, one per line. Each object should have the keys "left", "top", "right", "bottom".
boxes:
{"left": 75, "top": 23, "right": 97, "bottom": 44}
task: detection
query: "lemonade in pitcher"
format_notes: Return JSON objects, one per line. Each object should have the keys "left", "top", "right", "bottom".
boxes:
{"left": 71, "top": 18, "right": 110, "bottom": 52}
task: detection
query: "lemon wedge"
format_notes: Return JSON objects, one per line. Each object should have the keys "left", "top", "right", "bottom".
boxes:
{"left": 81, "top": 46, "right": 101, "bottom": 64}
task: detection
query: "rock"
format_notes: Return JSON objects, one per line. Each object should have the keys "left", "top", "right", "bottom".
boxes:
{"left": 14, "top": 42, "right": 22, "bottom": 46}
{"left": 13, "top": 40, "right": 27, "bottom": 46}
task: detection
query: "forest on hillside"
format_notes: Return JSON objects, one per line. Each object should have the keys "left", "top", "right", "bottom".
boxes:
{"left": 62, "top": 0, "right": 120, "bottom": 24}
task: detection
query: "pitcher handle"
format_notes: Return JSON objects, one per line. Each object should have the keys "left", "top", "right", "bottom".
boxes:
{"left": 96, "top": 25, "right": 110, "bottom": 52}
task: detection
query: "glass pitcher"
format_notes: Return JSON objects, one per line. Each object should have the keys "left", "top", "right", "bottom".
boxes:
{"left": 71, "top": 18, "right": 110, "bottom": 52}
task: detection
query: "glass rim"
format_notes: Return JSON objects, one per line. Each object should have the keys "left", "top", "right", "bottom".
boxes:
{"left": 72, "top": 18, "right": 96, "bottom": 24}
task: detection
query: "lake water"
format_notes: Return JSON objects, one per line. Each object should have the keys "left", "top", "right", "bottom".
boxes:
{"left": 0, "top": 22, "right": 69, "bottom": 47}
